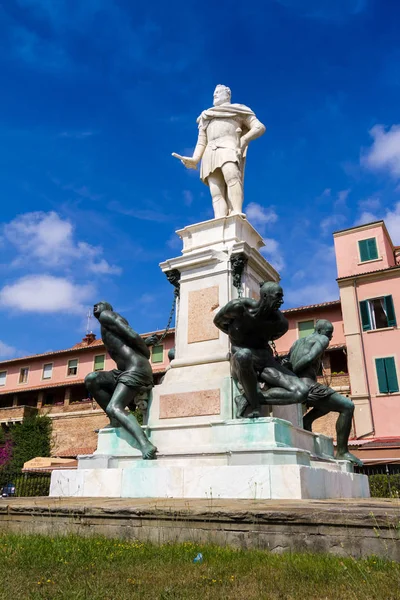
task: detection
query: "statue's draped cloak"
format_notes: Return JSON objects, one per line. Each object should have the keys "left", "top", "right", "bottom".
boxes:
{"left": 196, "top": 103, "right": 256, "bottom": 183}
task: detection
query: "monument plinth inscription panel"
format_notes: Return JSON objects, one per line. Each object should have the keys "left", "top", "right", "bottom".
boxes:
{"left": 159, "top": 390, "right": 220, "bottom": 419}
{"left": 187, "top": 286, "right": 220, "bottom": 344}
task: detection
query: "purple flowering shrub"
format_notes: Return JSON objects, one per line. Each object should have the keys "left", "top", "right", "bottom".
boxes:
{"left": 0, "top": 439, "right": 13, "bottom": 468}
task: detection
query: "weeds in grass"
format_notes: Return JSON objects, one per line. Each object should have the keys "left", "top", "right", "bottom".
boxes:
{"left": 0, "top": 533, "right": 398, "bottom": 599}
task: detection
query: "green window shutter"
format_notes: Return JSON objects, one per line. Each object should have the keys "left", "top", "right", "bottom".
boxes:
{"left": 359, "top": 300, "right": 371, "bottom": 331}
{"left": 384, "top": 295, "right": 397, "bottom": 327}
{"left": 359, "top": 238, "right": 378, "bottom": 262}
{"left": 152, "top": 345, "right": 164, "bottom": 363}
{"left": 376, "top": 358, "right": 388, "bottom": 393}
{"left": 384, "top": 357, "right": 399, "bottom": 393}
{"left": 358, "top": 240, "right": 369, "bottom": 262}
{"left": 367, "top": 238, "right": 378, "bottom": 260}
{"left": 298, "top": 320, "right": 314, "bottom": 338}
{"left": 94, "top": 355, "right": 105, "bottom": 371}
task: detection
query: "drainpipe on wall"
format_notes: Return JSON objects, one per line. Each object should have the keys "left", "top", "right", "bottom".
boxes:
{"left": 353, "top": 278, "right": 375, "bottom": 437}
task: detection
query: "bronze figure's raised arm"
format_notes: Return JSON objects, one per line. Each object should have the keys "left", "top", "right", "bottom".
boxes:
{"left": 85, "top": 301, "right": 157, "bottom": 460}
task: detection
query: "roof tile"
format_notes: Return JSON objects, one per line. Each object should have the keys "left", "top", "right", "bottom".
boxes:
{"left": 282, "top": 300, "right": 341, "bottom": 314}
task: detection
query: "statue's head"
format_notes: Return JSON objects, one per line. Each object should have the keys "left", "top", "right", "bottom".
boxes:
{"left": 93, "top": 301, "right": 113, "bottom": 318}
{"left": 258, "top": 281, "right": 284, "bottom": 312}
{"left": 213, "top": 84, "right": 231, "bottom": 106}
{"left": 315, "top": 319, "right": 334, "bottom": 341}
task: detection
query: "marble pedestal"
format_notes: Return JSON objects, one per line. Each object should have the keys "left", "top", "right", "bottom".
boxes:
{"left": 151, "top": 214, "right": 302, "bottom": 428}
{"left": 50, "top": 416, "right": 369, "bottom": 499}
{"left": 50, "top": 215, "right": 369, "bottom": 500}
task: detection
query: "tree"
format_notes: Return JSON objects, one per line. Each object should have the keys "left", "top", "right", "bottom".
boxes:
{"left": 8, "top": 414, "right": 52, "bottom": 471}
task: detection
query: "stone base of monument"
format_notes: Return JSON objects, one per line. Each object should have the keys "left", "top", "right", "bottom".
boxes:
{"left": 49, "top": 417, "right": 369, "bottom": 499}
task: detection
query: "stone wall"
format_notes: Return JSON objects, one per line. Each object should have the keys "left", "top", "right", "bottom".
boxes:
{"left": 0, "top": 405, "right": 37, "bottom": 423}
{"left": 331, "top": 374, "right": 351, "bottom": 388}
{"left": 0, "top": 497, "right": 398, "bottom": 560}
{"left": 51, "top": 412, "right": 108, "bottom": 456}
{"left": 40, "top": 402, "right": 94, "bottom": 416}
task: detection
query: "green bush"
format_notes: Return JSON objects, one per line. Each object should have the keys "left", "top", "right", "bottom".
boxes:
{"left": 0, "top": 427, "right": 7, "bottom": 445}
{"left": 131, "top": 407, "right": 144, "bottom": 425}
{"left": 369, "top": 473, "right": 400, "bottom": 498}
{"left": 8, "top": 414, "right": 52, "bottom": 472}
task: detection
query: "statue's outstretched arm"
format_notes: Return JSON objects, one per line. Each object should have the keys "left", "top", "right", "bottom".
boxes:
{"left": 99, "top": 311, "right": 150, "bottom": 358}
{"left": 172, "top": 128, "right": 207, "bottom": 170}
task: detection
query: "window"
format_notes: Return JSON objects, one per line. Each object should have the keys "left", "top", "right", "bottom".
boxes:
{"left": 298, "top": 320, "right": 314, "bottom": 339}
{"left": 360, "top": 295, "right": 396, "bottom": 331}
{"left": 42, "top": 363, "right": 53, "bottom": 379}
{"left": 19, "top": 367, "right": 29, "bottom": 384}
{"left": 358, "top": 238, "right": 378, "bottom": 262}
{"left": 0, "top": 371, "right": 6, "bottom": 386}
{"left": 375, "top": 357, "right": 399, "bottom": 394}
{"left": 151, "top": 345, "right": 164, "bottom": 363}
{"left": 329, "top": 349, "right": 348, "bottom": 374}
{"left": 44, "top": 393, "right": 54, "bottom": 406}
{"left": 94, "top": 355, "right": 105, "bottom": 371}
{"left": 67, "top": 359, "right": 78, "bottom": 376}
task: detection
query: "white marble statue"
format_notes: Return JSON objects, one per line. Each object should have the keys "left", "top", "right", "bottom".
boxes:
{"left": 172, "top": 85, "right": 266, "bottom": 218}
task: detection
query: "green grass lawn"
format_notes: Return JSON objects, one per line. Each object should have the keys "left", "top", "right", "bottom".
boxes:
{"left": 0, "top": 533, "right": 398, "bottom": 599}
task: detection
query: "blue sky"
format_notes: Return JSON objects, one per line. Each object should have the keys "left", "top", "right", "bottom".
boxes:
{"left": 1, "top": 0, "right": 400, "bottom": 358}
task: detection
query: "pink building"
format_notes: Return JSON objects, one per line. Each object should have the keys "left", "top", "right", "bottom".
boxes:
{"left": 0, "top": 331, "right": 174, "bottom": 457}
{"left": 334, "top": 220, "right": 400, "bottom": 464}
{"left": 275, "top": 220, "right": 400, "bottom": 465}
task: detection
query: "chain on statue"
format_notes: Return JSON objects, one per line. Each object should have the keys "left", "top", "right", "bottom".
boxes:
{"left": 269, "top": 340, "right": 279, "bottom": 359}
{"left": 156, "top": 288, "right": 179, "bottom": 344}
{"left": 152, "top": 269, "right": 181, "bottom": 346}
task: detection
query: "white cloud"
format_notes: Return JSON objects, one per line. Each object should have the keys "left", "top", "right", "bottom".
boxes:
{"left": 166, "top": 233, "right": 181, "bottom": 250}
{"left": 246, "top": 203, "right": 278, "bottom": 232}
{"left": 318, "top": 189, "right": 350, "bottom": 235}
{"left": 284, "top": 282, "right": 339, "bottom": 307}
{"left": 140, "top": 293, "right": 157, "bottom": 304}
{"left": 0, "top": 340, "right": 17, "bottom": 359}
{"left": 58, "top": 131, "right": 97, "bottom": 139}
{"left": 354, "top": 201, "right": 400, "bottom": 243}
{"left": 3, "top": 211, "right": 121, "bottom": 275}
{"left": 183, "top": 190, "right": 193, "bottom": 206}
{"left": 355, "top": 211, "right": 378, "bottom": 226}
{"left": 320, "top": 214, "right": 346, "bottom": 235}
{"left": 88, "top": 258, "right": 121, "bottom": 275}
{"left": 292, "top": 269, "right": 306, "bottom": 281}
{"left": 362, "top": 124, "right": 400, "bottom": 178}
{"left": 283, "top": 243, "right": 338, "bottom": 308}
{"left": 335, "top": 189, "right": 350, "bottom": 206}
{"left": 359, "top": 197, "right": 381, "bottom": 211}
{"left": 108, "top": 201, "right": 172, "bottom": 223}
{"left": 260, "top": 238, "right": 285, "bottom": 272}
{"left": 384, "top": 203, "right": 400, "bottom": 243}
{"left": 0, "top": 275, "right": 94, "bottom": 314}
